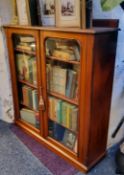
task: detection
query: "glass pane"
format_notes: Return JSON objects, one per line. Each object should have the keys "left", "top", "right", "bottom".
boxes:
{"left": 45, "top": 38, "right": 80, "bottom": 153}
{"left": 12, "top": 34, "right": 39, "bottom": 130}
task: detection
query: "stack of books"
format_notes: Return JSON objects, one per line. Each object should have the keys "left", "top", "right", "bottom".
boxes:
{"left": 16, "top": 54, "right": 37, "bottom": 85}
{"left": 16, "top": 36, "right": 36, "bottom": 51}
{"left": 48, "top": 96, "right": 78, "bottom": 132}
{"left": 46, "top": 39, "right": 80, "bottom": 61}
{"left": 22, "top": 86, "right": 38, "bottom": 111}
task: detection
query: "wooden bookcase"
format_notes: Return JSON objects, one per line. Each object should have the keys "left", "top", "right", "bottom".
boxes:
{"left": 4, "top": 25, "right": 118, "bottom": 173}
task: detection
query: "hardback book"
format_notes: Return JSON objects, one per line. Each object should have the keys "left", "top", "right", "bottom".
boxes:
{"left": 19, "top": 36, "right": 35, "bottom": 43}
{"left": 20, "top": 108, "right": 36, "bottom": 126}
{"left": 70, "top": 108, "right": 78, "bottom": 131}
{"left": 32, "top": 59, "right": 37, "bottom": 85}
{"left": 52, "top": 48, "right": 75, "bottom": 61}
{"left": 22, "top": 85, "right": 29, "bottom": 106}
{"left": 46, "top": 63, "right": 52, "bottom": 90}
{"left": 28, "top": 57, "right": 34, "bottom": 83}
{"left": 61, "top": 102, "right": 68, "bottom": 127}
{"left": 62, "top": 130, "right": 76, "bottom": 150}
{"left": 32, "top": 90, "right": 38, "bottom": 111}
{"left": 16, "top": 44, "right": 32, "bottom": 51}
{"left": 66, "top": 104, "right": 76, "bottom": 129}
{"left": 55, "top": 99, "right": 62, "bottom": 124}
{"left": 66, "top": 70, "right": 77, "bottom": 98}
{"left": 51, "top": 66, "right": 67, "bottom": 95}
{"left": 27, "top": 87, "right": 33, "bottom": 108}
{"left": 53, "top": 123, "right": 65, "bottom": 141}
{"left": 16, "top": 54, "right": 25, "bottom": 80}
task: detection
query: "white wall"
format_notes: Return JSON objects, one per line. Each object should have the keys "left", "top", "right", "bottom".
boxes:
{"left": 0, "top": 0, "right": 14, "bottom": 122}
{"left": 0, "top": 1, "right": 124, "bottom": 146}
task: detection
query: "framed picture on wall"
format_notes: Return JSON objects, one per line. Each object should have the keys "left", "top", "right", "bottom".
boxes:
{"left": 55, "top": 0, "right": 81, "bottom": 28}
{"left": 37, "top": 0, "right": 55, "bottom": 26}
{"left": 16, "top": 0, "right": 31, "bottom": 25}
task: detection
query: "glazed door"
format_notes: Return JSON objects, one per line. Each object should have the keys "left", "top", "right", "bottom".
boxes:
{"left": 40, "top": 31, "right": 85, "bottom": 157}
{"left": 6, "top": 29, "right": 43, "bottom": 135}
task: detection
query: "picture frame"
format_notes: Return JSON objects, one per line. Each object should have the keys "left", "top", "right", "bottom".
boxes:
{"left": 16, "top": 0, "right": 31, "bottom": 25}
{"left": 55, "top": 0, "right": 81, "bottom": 28}
{"left": 37, "top": 0, "right": 55, "bottom": 26}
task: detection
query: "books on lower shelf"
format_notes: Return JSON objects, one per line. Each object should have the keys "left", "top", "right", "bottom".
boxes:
{"left": 46, "top": 64, "right": 79, "bottom": 99}
{"left": 48, "top": 121, "right": 77, "bottom": 153}
{"left": 22, "top": 86, "right": 38, "bottom": 111}
{"left": 16, "top": 53, "right": 37, "bottom": 85}
{"left": 20, "top": 108, "right": 40, "bottom": 128}
{"left": 48, "top": 96, "right": 78, "bottom": 132}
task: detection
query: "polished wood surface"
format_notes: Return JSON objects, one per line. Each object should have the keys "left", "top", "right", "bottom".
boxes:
{"left": 4, "top": 24, "right": 118, "bottom": 173}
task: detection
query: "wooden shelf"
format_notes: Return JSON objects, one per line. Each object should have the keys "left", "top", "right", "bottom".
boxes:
{"left": 15, "top": 48, "right": 36, "bottom": 56}
{"left": 49, "top": 118, "right": 78, "bottom": 134}
{"left": 48, "top": 91, "right": 78, "bottom": 106}
{"left": 18, "top": 79, "right": 37, "bottom": 89}
{"left": 20, "top": 102, "right": 39, "bottom": 113}
{"left": 46, "top": 56, "right": 80, "bottom": 65}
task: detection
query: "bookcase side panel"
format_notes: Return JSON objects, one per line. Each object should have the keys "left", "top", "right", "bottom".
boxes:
{"left": 78, "top": 34, "right": 95, "bottom": 164}
{"left": 87, "top": 32, "right": 118, "bottom": 167}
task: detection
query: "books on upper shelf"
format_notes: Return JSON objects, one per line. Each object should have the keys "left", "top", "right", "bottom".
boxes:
{"left": 46, "top": 64, "right": 79, "bottom": 99}
{"left": 15, "top": 35, "right": 36, "bottom": 51}
{"left": 22, "top": 85, "right": 39, "bottom": 111}
{"left": 16, "top": 53, "right": 37, "bottom": 85}
{"left": 46, "top": 39, "right": 80, "bottom": 61}
{"left": 20, "top": 108, "right": 40, "bottom": 128}
{"left": 48, "top": 96, "right": 78, "bottom": 132}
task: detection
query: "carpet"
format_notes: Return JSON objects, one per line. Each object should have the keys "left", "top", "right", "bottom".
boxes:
{"left": 11, "top": 124, "right": 78, "bottom": 175}
{"left": 10, "top": 123, "right": 119, "bottom": 175}
{"left": 0, "top": 120, "right": 53, "bottom": 175}
{"left": 0, "top": 120, "right": 118, "bottom": 175}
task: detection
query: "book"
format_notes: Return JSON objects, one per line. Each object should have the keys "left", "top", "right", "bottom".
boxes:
{"left": 19, "top": 36, "right": 35, "bottom": 43}
{"left": 51, "top": 66, "right": 67, "bottom": 95}
{"left": 62, "top": 130, "right": 76, "bottom": 150}
{"left": 16, "top": 54, "right": 25, "bottom": 80}
{"left": 20, "top": 108, "right": 36, "bottom": 126}
{"left": 66, "top": 70, "right": 77, "bottom": 98}
{"left": 53, "top": 123, "right": 65, "bottom": 141}
{"left": 70, "top": 108, "right": 78, "bottom": 131}
{"left": 32, "top": 59, "right": 37, "bottom": 85}
{"left": 22, "top": 85, "right": 29, "bottom": 106}
{"left": 32, "top": 90, "right": 38, "bottom": 111}
{"left": 67, "top": 104, "right": 76, "bottom": 129}
{"left": 52, "top": 48, "right": 75, "bottom": 61}
{"left": 61, "top": 102, "right": 68, "bottom": 127}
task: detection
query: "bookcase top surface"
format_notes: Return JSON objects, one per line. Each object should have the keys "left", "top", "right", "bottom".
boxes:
{"left": 4, "top": 25, "right": 118, "bottom": 34}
